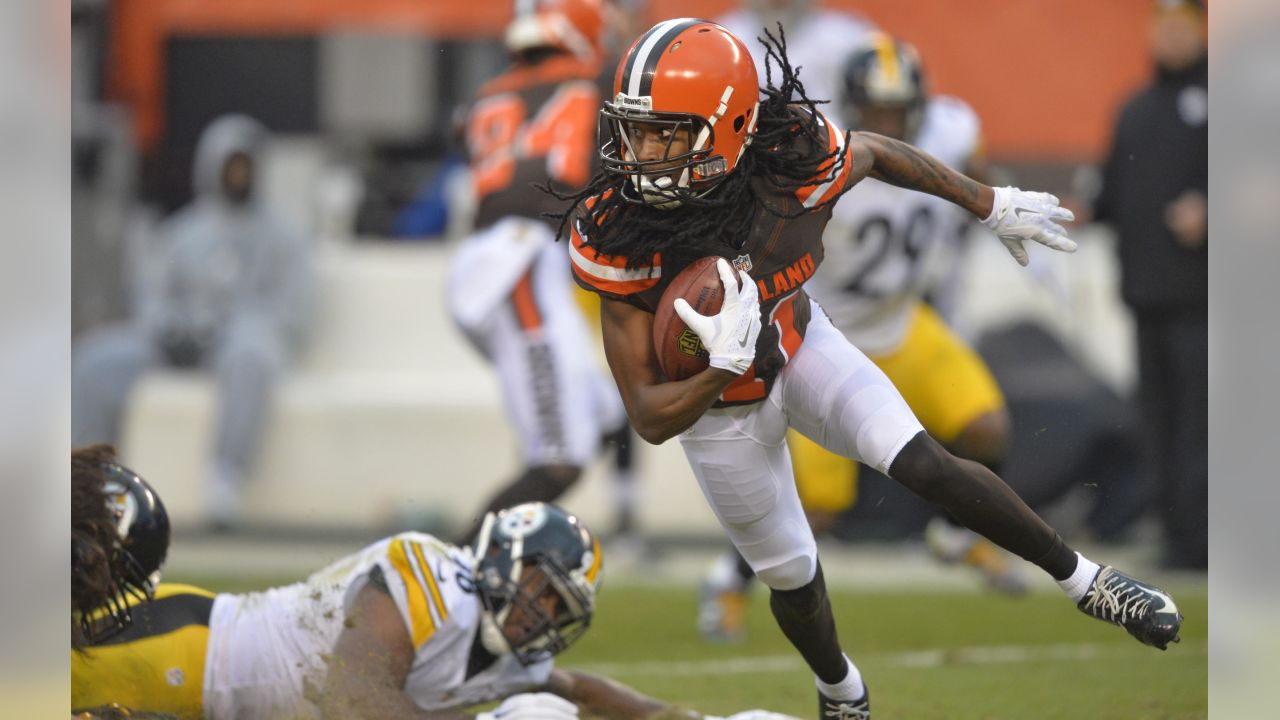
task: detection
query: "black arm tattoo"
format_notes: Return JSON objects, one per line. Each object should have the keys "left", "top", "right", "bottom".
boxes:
{"left": 852, "top": 132, "right": 992, "bottom": 217}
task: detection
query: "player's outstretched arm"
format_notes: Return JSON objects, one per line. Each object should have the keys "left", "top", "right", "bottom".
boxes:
{"left": 545, "top": 669, "right": 672, "bottom": 719}
{"left": 320, "top": 583, "right": 470, "bottom": 720}
{"left": 849, "top": 132, "right": 1078, "bottom": 266}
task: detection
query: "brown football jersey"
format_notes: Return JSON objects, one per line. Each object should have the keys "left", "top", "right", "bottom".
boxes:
{"left": 466, "top": 55, "right": 601, "bottom": 232}
{"left": 571, "top": 110, "right": 858, "bottom": 406}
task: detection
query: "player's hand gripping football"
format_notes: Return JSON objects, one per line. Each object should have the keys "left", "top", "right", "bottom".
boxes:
{"left": 982, "top": 186, "right": 1078, "bottom": 266}
{"left": 476, "top": 692, "right": 579, "bottom": 720}
{"left": 673, "top": 258, "right": 762, "bottom": 376}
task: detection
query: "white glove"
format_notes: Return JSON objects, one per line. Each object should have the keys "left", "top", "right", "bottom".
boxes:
{"left": 721, "top": 712, "right": 805, "bottom": 720}
{"left": 475, "top": 693, "right": 579, "bottom": 720}
{"left": 672, "top": 258, "right": 761, "bottom": 376}
{"left": 981, "top": 186, "right": 1078, "bottom": 266}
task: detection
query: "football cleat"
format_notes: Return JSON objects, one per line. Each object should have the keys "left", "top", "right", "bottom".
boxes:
{"left": 1076, "top": 566, "right": 1183, "bottom": 650}
{"left": 818, "top": 688, "right": 870, "bottom": 720}
{"left": 925, "top": 518, "right": 1029, "bottom": 596}
{"left": 697, "top": 583, "right": 749, "bottom": 644}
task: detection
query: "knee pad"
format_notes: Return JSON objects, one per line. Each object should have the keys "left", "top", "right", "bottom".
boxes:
{"left": 755, "top": 553, "right": 817, "bottom": 591}
{"left": 746, "top": 520, "right": 817, "bottom": 590}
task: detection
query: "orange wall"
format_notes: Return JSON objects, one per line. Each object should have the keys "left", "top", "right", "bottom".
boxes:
{"left": 109, "top": 0, "right": 1155, "bottom": 160}
{"left": 649, "top": 0, "right": 1154, "bottom": 160}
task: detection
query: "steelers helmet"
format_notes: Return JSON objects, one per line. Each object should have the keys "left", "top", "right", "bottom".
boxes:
{"left": 840, "top": 33, "right": 927, "bottom": 143}
{"left": 84, "top": 461, "right": 171, "bottom": 645}
{"left": 600, "top": 18, "right": 760, "bottom": 208}
{"left": 472, "top": 502, "right": 602, "bottom": 666}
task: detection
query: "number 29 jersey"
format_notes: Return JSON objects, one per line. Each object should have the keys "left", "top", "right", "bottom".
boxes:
{"left": 805, "top": 96, "right": 982, "bottom": 355}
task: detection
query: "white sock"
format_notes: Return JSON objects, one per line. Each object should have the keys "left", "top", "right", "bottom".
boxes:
{"left": 1056, "top": 552, "right": 1102, "bottom": 603}
{"left": 815, "top": 655, "right": 864, "bottom": 701}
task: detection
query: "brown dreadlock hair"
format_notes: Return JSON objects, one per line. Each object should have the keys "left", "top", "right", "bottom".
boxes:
{"left": 546, "top": 24, "right": 853, "bottom": 270}
{"left": 71, "top": 444, "right": 124, "bottom": 652}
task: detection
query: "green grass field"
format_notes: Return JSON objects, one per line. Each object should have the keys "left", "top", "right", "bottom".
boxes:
{"left": 174, "top": 572, "right": 1206, "bottom": 719}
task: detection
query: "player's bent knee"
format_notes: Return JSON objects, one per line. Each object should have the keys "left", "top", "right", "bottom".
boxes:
{"left": 754, "top": 552, "right": 817, "bottom": 591}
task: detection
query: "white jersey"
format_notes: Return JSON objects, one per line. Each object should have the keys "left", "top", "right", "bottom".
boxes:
{"left": 202, "top": 532, "right": 553, "bottom": 720}
{"left": 806, "top": 96, "right": 982, "bottom": 355}
{"left": 716, "top": 8, "right": 876, "bottom": 107}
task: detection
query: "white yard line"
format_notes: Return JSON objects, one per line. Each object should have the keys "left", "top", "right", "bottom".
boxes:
{"left": 576, "top": 641, "right": 1205, "bottom": 677}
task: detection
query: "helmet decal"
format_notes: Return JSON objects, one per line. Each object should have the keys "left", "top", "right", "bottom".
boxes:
{"left": 104, "top": 482, "right": 138, "bottom": 540}
{"left": 496, "top": 503, "right": 549, "bottom": 539}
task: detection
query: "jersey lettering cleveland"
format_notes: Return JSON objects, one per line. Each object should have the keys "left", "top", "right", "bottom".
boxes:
{"left": 467, "top": 55, "right": 601, "bottom": 232}
{"left": 571, "top": 110, "right": 858, "bottom": 406}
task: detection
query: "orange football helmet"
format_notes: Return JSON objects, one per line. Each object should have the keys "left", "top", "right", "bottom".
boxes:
{"left": 504, "top": 0, "right": 610, "bottom": 65}
{"left": 601, "top": 19, "right": 760, "bottom": 207}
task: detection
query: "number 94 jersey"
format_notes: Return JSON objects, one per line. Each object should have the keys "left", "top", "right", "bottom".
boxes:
{"left": 807, "top": 96, "right": 981, "bottom": 355}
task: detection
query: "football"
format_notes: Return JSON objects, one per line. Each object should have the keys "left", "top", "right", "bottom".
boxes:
{"left": 652, "top": 256, "right": 733, "bottom": 381}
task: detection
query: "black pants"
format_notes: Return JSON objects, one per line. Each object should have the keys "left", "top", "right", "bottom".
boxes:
{"left": 1135, "top": 308, "right": 1208, "bottom": 567}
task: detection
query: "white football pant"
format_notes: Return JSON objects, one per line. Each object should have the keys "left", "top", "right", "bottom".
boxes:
{"left": 678, "top": 301, "right": 924, "bottom": 590}
{"left": 448, "top": 218, "right": 626, "bottom": 467}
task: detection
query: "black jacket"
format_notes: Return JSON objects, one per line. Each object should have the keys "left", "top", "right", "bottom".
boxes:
{"left": 1094, "top": 56, "right": 1208, "bottom": 312}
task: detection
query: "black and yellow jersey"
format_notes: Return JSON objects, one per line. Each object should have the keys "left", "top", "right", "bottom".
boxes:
{"left": 72, "top": 583, "right": 215, "bottom": 720}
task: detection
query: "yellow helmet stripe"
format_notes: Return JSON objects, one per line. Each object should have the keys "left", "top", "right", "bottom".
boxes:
{"left": 388, "top": 539, "right": 436, "bottom": 646}
{"left": 411, "top": 541, "right": 450, "bottom": 625}
{"left": 585, "top": 534, "right": 603, "bottom": 584}
{"left": 874, "top": 33, "right": 900, "bottom": 85}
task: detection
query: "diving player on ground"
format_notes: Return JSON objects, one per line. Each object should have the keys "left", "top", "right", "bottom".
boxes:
{"left": 71, "top": 458, "right": 792, "bottom": 720}
{"left": 558, "top": 19, "right": 1183, "bottom": 718}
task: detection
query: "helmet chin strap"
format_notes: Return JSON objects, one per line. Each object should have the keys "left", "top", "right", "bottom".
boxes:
{"left": 479, "top": 608, "right": 512, "bottom": 656}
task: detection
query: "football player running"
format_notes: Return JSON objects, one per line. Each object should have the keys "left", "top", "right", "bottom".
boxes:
{"left": 447, "top": 0, "right": 633, "bottom": 543}
{"left": 557, "top": 20, "right": 1182, "bottom": 717}
{"left": 697, "top": 33, "right": 1028, "bottom": 643}
{"left": 71, "top": 464, "right": 789, "bottom": 720}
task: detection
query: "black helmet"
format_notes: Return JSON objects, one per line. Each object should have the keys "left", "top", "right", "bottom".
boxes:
{"left": 84, "top": 461, "right": 171, "bottom": 644}
{"left": 840, "top": 33, "right": 927, "bottom": 143}
{"left": 471, "top": 503, "right": 602, "bottom": 666}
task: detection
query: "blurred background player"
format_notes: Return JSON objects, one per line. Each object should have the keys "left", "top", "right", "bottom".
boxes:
{"left": 697, "top": 33, "right": 1026, "bottom": 643}
{"left": 1092, "top": 0, "right": 1207, "bottom": 570}
{"left": 448, "top": 0, "right": 635, "bottom": 544}
{"left": 71, "top": 115, "right": 316, "bottom": 529}
{"left": 73, "top": 493, "right": 794, "bottom": 720}
{"left": 716, "top": 0, "right": 876, "bottom": 108}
